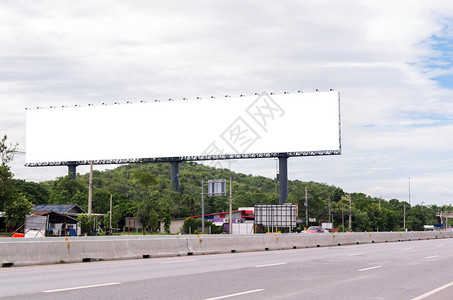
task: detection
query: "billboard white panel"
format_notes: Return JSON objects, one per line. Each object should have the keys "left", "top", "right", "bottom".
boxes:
{"left": 26, "top": 91, "right": 340, "bottom": 164}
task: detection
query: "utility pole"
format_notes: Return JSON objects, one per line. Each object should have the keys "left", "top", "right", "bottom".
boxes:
{"left": 229, "top": 177, "right": 233, "bottom": 235}
{"left": 341, "top": 202, "right": 344, "bottom": 232}
{"left": 88, "top": 160, "right": 93, "bottom": 215}
{"left": 305, "top": 186, "right": 308, "bottom": 227}
{"left": 348, "top": 193, "right": 352, "bottom": 231}
{"left": 403, "top": 202, "right": 406, "bottom": 230}
{"left": 109, "top": 194, "right": 113, "bottom": 234}
{"left": 405, "top": 177, "right": 410, "bottom": 231}
{"left": 408, "top": 177, "right": 411, "bottom": 205}
{"left": 328, "top": 198, "right": 331, "bottom": 223}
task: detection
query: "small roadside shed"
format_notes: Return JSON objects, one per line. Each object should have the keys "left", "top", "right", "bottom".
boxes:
{"left": 29, "top": 204, "right": 86, "bottom": 237}
{"left": 26, "top": 211, "right": 79, "bottom": 237}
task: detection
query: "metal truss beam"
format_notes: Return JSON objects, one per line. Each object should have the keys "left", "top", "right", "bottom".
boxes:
{"left": 25, "top": 149, "right": 341, "bottom": 167}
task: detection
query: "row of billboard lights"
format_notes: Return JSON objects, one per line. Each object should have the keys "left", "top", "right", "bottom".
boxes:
{"left": 26, "top": 89, "right": 335, "bottom": 110}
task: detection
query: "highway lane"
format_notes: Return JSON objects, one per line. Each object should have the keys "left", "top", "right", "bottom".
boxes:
{"left": 1, "top": 237, "right": 453, "bottom": 299}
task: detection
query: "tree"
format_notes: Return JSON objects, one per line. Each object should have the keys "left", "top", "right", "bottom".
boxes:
{"left": 136, "top": 197, "right": 159, "bottom": 233}
{"left": 0, "top": 135, "right": 18, "bottom": 212}
{"left": 13, "top": 179, "right": 49, "bottom": 204}
{"left": 132, "top": 169, "right": 159, "bottom": 233}
{"left": 78, "top": 214, "right": 96, "bottom": 235}
{"left": 183, "top": 217, "right": 201, "bottom": 234}
{"left": 4, "top": 194, "right": 33, "bottom": 231}
{"left": 131, "top": 168, "right": 157, "bottom": 198}
{"left": 161, "top": 202, "right": 172, "bottom": 233}
{"left": 407, "top": 206, "right": 427, "bottom": 231}
{"left": 47, "top": 175, "right": 87, "bottom": 208}
{"left": 0, "top": 135, "right": 33, "bottom": 232}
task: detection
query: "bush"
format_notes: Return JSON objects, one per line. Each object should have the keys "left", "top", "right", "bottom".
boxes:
{"left": 183, "top": 217, "right": 201, "bottom": 234}
{"left": 182, "top": 218, "right": 223, "bottom": 234}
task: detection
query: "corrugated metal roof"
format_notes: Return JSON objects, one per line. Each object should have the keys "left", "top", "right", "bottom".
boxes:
{"left": 33, "top": 204, "right": 85, "bottom": 214}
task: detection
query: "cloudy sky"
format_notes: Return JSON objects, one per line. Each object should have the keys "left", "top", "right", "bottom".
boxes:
{"left": 1, "top": 1, "right": 453, "bottom": 206}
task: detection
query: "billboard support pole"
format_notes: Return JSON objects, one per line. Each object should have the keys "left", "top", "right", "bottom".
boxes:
{"left": 170, "top": 160, "right": 180, "bottom": 192}
{"left": 278, "top": 154, "right": 288, "bottom": 205}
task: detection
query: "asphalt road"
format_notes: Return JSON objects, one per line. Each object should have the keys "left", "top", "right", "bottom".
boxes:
{"left": 1, "top": 237, "right": 453, "bottom": 299}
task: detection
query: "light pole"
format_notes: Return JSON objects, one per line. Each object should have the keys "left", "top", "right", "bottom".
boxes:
{"left": 348, "top": 193, "right": 352, "bottom": 231}
{"left": 201, "top": 180, "right": 205, "bottom": 234}
{"left": 305, "top": 186, "right": 308, "bottom": 228}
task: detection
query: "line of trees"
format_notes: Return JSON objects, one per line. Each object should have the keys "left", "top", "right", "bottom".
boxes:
{"left": 1, "top": 134, "right": 450, "bottom": 233}
{"left": 0, "top": 135, "right": 33, "bottom": 231}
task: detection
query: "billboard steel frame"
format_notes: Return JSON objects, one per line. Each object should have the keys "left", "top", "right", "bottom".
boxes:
{"left": 24, "top": 149, "right": 341, "bottom": 167}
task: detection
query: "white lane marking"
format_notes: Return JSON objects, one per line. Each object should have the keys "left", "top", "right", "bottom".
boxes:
{"left": 348, "top": 253, "right": 365, "bottom": 256}
{"left": 358, "top": 266, "right": 382, "bottom": 272}
{"left": 401, "top": 248, "right": 413, "bottom": 251}
{"left": 161, "top": 259, "right": 199, "bottom": 264}
{"left": 255, "top": 262, "right": 287, "bottom": 268}
{"left": 411, "top": 281, "right": 453, "bottom": 300}
{"left": 426, "top": 255, "right": 439, "bottom": 259}
{"left": 205, "top": 289, "right": 264, "bottom": 300}
{"left": 43, "top": 282, "right": 120, "bottom": 293}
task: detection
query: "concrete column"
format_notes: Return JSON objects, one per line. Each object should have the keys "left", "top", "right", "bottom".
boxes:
{"left": 171, "top": 161, "right": 180, "bottom": 192}
{"left": 278, "top": 155, "right": 288, "bottom": 205}
{"left": 68, "top": 162, "right": 78, "bottom": 179}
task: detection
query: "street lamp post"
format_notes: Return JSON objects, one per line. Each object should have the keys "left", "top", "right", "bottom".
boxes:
{"left": 201, "top": 180, "right": 205, "bottom": 234}
{"left": 348, "top": 193, "right": 352, "bottom": 231}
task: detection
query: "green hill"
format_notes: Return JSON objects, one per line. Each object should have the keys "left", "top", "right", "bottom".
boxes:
{"left": 29, "top": 162, "right": 443, "bottom": 232}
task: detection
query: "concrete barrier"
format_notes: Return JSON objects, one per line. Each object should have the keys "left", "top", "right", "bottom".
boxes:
{"left": 1, "top": 231, "right": 453, "bottom": 267}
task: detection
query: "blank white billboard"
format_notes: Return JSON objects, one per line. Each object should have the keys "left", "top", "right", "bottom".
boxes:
{"left": 26, "top": 91, "right": 340, "bottom": 164}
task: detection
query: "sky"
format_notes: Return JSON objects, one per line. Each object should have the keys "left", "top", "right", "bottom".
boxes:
{"left": 1, "top": 1, "right": 453, "bottom": 206}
